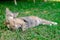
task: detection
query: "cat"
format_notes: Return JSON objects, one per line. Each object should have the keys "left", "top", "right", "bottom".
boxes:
{"left": 5, "top": 8, "right": 58, "bottom": 31}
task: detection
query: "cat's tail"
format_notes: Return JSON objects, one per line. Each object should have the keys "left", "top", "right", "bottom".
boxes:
{"left": 39, "top": 18, "right": 58, "bottom": 26}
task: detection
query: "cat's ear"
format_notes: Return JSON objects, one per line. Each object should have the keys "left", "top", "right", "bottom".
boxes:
{"left": 14, "top": 12, "right": 19, "bottom": 17}
{"left": 6, "top": 8, "right": 12, "bottom": 15}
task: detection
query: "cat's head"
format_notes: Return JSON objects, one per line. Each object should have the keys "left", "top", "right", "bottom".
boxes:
{"left": 6, "top": 8, "right": 19, "bottom": 19}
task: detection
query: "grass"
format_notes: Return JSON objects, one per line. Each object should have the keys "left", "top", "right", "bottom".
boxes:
{"left": 0, "top": 1, "right": 60, "bottom": 40}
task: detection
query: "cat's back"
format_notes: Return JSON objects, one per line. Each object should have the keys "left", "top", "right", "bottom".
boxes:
{"left": 20, "top": 16, "right": 40, "bottom": 27}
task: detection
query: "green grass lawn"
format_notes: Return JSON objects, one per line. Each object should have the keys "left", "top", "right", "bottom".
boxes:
{"left": 0, "top": 1, "right": 60, "bottom": 40}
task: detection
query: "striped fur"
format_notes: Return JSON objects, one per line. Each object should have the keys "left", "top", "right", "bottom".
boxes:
{"left": 6, "top": 8, "right": 58, "bottom": 31}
